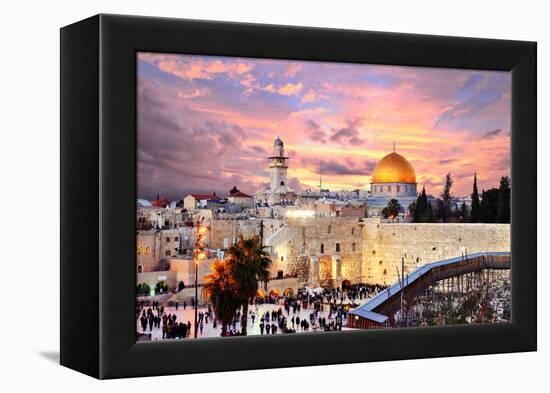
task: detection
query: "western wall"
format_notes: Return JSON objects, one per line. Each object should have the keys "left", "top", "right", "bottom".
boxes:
{"left": 361, "top": 221, "right": 511, "bottom": 285}
{"left": 272, "top": 218, "right": 510, "bottom": 287}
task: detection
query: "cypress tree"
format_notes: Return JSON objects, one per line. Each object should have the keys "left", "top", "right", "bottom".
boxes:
{"left": 420, "top": 186, "right": 433, "bottom": 222}
{"left": 497, "top": 176, "right": 511, "bottom": 223}
{"left": 459, "top": 202, "right": 469, "bottom": 222}
{"left": 412, "top": 189, "right": 424, "bottom": 223}
{"left": 470, "top": 174, "right": 481, "bottom": 223}
{"left": 440, "top": 173, "right": 453, "bottom": 222}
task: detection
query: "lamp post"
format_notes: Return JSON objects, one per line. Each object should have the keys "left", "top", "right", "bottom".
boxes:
{"left": 194, "top": 256, "right": 198, "bottom": 338}
{"left": 193, "top": 224, "right": 208, "bottom": 338}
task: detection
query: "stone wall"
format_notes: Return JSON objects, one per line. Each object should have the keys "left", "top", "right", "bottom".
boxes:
{"left": 208, "top": 218, "right": 281, "bottom": 250}
{"left": 268, "top": 217, "right": 363, "bottom": 284}
{"left": 361, "top": 222, "right": 510, "bottom": 285}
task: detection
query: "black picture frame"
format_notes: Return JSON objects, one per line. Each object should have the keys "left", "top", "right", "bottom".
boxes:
{"left": 60, "top": 14, "right": 536, "bottom": 379}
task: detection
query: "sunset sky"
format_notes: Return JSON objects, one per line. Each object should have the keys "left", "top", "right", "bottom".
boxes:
{"left": 137, "top": 52, "right": 511, "bottom": 200}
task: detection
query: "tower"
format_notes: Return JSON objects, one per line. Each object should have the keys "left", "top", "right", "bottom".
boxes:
{"left": 268, "top": 136, "right": 289, "bottom": 202}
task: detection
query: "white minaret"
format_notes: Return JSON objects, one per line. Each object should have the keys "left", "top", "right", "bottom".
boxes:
{"left": 268, "top": 136, "right": 289, "bottom": 201}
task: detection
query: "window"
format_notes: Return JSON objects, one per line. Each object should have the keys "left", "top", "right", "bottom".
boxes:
{"left": 281, "top": 181, "right": 285, "bottom": 186}
{"left": 352, "top": 242, "right": 356, "bottom": 252}
{"left": 137, "top": 265, "right": 143, "bottom": 273}
{"left": 388, "top": 185, "right": 392, "bottom": 192}
{"left": 351, "top": 227, "right": 355, "bottom": 235}
{"left": 328, "top": 225, "right": 332, "bottom": 234}
{"left": 281, "top": 256, "right": 284, "bottom": 262}
{"left": 165, "top": 250, "right": 171, "bottom": 256}
{"left": 320, "top": 244, "right": 325, "bottom": 254}
{"left": 165, "top": 237, "right": 170, "bottom": 242}
{"left": 336, "top": 243, "right": 340, "bottom": 252}
{"left": 397, "top": 185, "right": 401, "bottom": 192}
{"left": 137, "top": 246, "right": 142, "bottom": 255}
{"left": 174, "top": 237, "right": 179, "bottom": 242}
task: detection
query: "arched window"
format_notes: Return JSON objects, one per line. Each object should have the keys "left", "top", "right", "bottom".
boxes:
{"left": 351, "top": 227, "right": 355, "bottom": 235}
{"left": 137, "top": 265, "right": 143, "bottom": 273}
{"left": 328, "top": 225, "right": 332, "bottom": 234}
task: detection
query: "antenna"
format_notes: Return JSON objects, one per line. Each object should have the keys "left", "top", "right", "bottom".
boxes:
{"left": 319, "top": 161, "right": 322, "bottom": 193}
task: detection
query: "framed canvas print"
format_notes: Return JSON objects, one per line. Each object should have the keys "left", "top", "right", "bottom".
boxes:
{"left": 60, "top": 14, "right": 536, "bottom": 379}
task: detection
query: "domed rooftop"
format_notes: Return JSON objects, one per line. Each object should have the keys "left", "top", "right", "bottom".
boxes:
{"left": 274, "top": 136, "right": 284, "bottom": 146}
{"left": 371, "top": 152, "right": 416, "bottom": 184}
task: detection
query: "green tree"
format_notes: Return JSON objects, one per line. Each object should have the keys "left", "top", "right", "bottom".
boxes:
{"left": 381, "top": 199, "right": 401, "bottom": 219}
{"left": 458, "top": 202, "right": 469, "bottom": 223}
{"left": 226, "top": 235, "right": 272, "bottom": 335}
{"left": 412, "top": 186, "right": 433, "bottom": 223}
{"left": 408, "top": 202, "right": 416, "bottom": 217}
{"left": 481, "top": 188, "right": 499, "bottom": 223}
{"left": 438, "top": 173, "right": 453, "bottom": 222}
{"left": 470, "top": 174, "right": 481, "bottom": 223}
{"left": 203, "top": 260, "right": 242, "bottom": 336}
{"left": 497, "top": 176, "right": 511, "bottom": 223}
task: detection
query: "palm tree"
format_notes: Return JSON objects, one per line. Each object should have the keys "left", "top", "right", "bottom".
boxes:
{"left": 203, "top": 260, "right": 241, "bottom": 336}
{"left": 226, "top": 235, "right": 272, "bottom": 335}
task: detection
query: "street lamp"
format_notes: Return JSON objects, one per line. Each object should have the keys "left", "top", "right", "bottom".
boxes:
{"left": 193, "top": 224, "right": 208, "bottom": 338}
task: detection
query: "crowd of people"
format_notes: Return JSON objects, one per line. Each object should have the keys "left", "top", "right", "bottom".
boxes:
{"left": 137, "top": 283, "right": 386, "bottom": 339}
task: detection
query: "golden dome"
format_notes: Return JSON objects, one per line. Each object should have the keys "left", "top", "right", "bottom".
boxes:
{"left": 371, "top": 152, "right": 416, "bottom": 183}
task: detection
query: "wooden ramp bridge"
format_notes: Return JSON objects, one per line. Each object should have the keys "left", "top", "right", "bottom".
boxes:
{"left": 347, "top": 252, "right": 511, "bottom": 329}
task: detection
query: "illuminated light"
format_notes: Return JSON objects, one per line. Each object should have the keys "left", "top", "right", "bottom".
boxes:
{"left": 197, "top": 252, "right": 207, "bottom": 260}
{"left": 198, "top": 226, "right": 208, "bottom": 234}
{"left": 285, "top": 210, "right": 315, "bottom": 218}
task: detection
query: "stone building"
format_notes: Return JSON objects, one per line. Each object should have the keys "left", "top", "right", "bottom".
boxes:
{"left": 137, "top": 229, "right": 187, "bottom": 273}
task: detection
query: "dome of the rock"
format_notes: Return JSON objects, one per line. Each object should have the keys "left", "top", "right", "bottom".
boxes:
{"left": 371, "top": 152, "right": 416, "bottom": 184}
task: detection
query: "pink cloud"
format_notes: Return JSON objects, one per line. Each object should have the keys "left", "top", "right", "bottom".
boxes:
{"left": 278, "top": 82, "right": 303, "bottom": 96}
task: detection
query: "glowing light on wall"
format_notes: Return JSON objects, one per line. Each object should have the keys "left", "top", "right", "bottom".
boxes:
{"left": 285, "top": 210, "right": 315, "bottom": 218}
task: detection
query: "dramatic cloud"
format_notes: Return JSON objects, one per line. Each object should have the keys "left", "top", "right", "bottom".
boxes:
{"left": 478, "top": 128, "right": 502, "bottom": 140}
{"left": 137, "top": 53, "right": 511, "bottom": 198}
{"left": 329, "top": 117, "right": 366, "bottom": 145}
